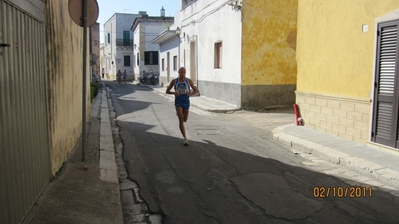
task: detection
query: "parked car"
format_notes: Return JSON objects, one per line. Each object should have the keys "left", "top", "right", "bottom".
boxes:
{"left": 91, "top": 73, "right": 99, "bottom": 83}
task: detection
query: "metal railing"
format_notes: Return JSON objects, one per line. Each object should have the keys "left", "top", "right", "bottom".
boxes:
{"left": 116, "top": 39, "right": 133, "bottom": 46}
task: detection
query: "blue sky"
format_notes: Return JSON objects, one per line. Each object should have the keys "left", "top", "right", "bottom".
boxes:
{"left": 96, "top": 0, "right": 179, "bottom": 43}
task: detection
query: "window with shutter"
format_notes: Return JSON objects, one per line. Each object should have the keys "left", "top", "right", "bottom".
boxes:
{"left": 372, "top": 19, "right": 399, "bottom": 148}
{"left": 144, "top": 51, "right": 159, "bottom": 65}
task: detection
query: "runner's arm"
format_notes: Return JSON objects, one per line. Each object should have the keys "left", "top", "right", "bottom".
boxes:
{"left": 166, "top": 79, "right": 178, "bottom": 96}
{"left": 188, "top": 79, "right": 199, "bottom": 97}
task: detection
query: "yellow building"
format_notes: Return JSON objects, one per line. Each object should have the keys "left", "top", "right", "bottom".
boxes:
{"left": 296, "top": 0, "right": 399, "bottom": 151}
{"left": 241, "top": 0, "right": 298, "bottom": 109}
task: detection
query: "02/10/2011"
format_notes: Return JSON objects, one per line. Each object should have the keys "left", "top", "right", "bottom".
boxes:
{"left": 313, "top": 186, "right": 372, "bottom": 198}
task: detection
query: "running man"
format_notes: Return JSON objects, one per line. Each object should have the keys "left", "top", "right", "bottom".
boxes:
{"left": 123, "top": 70, "right": 127, "bottom": 84}
{"left": 117, "top": 70, "right": 122, "bottom": 84}
{"left": 166, "top": 67, "right": 199, "bottom": 146}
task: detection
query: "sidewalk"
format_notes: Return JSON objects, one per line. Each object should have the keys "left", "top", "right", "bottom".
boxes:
{"left": 273, "top": 124, "right": 399, "bottom": 189}
{"left": 148, "top": 84, "right": 399, "bottom": 190}
{"left": 22, "top": 86, "right": 124, "bottom": 224}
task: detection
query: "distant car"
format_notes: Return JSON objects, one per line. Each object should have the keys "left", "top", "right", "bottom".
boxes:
{"left": 91, "top": 73, "right": 99, "bottom": 83}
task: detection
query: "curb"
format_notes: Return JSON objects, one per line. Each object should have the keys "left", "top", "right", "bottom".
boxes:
{"left": 100, "top": 88, "right": 119, "bottom": 183}
{"left": 272, "top": 124, "right": 399, "bottom": 189}
{"left": 99, "top": 84, "right": 124, "bottom": 223}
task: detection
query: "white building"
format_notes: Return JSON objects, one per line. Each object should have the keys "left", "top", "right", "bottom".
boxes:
{"left": 149, "top": 14, "right": 180, "bottom": 86}
{"left": 131, "top": 11, "right": 174, "bottom": 81}
{"left": 99, "top": 43, "right": 104, "bottom": 78}
{"left": 103, "top": 13, "right": 141, "bottom": 80}
{"left": 177, "top": 0, "right": 242, "bottom": 106}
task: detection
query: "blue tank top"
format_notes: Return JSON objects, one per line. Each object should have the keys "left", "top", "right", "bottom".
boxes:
{"left": 174, "top": 78, "right": 190, "bottom": 100}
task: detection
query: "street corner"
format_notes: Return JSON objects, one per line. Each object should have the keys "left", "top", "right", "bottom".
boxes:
{"left": 272, "top": 123, "right": 294, "bottom": 135}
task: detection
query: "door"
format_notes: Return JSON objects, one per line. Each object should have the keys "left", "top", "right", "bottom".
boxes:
{"left": 371, "top": 19, "right": 399, "bottom": 149}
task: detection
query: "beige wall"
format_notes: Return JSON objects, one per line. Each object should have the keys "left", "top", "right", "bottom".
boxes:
{"left": 46, "top": 1, "right": 91, "bottom": 175}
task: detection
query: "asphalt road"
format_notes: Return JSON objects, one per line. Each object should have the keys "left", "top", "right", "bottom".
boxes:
{"left": 105, "top": 81, "right": 399, "bottom": 224}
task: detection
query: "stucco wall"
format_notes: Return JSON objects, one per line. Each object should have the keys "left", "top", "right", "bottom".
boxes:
{"left": 199, "top": 81, "right": 242, "bottom": 106}
{"left": 159, "top": 37, "right": 180, "bottom": 85}
{"left": 296, "top": 0, "right": 399, "bottom": 99}
{"left": 296, "top": 1, "right": 399, "bottom": 145}
{"left": 241, "top": 0, "right": 298, "bottom": 108}
{"left": 104, "top": 14, "right": 116, "bottom": 78}
{"left": 178, "top": 0, "right": 242, "bottom": 105}
{"left": 241, "top": 0, "right": 297, "bottom": 86}
{"left": 179, "top": 0, "right": 242, "bottom": 84}
{"left": 46, "top": 1, "right": 90, "bottom": 175}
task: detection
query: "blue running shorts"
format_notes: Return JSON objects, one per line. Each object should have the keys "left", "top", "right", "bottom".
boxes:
{"left": 175, "top": 97, "right": 190, "bottom": 109}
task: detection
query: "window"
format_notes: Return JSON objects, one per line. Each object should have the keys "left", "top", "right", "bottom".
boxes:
{"left": 123, "top": 31, "right": 130, "bottom": 46}
{"left": 162, "top": 59, "right": 165, "bottom": 71}
{"left": 144, "top": 51, "right": 159, "bottom": 65}
{"left": 137, "top": 53, "right": 139, "bottom": 65}
{"left": 173, "top": 56, "right": 177, "bottom": 71}
{"left": 107, "top": 33, "right": 110, "bottom": 43}
{"left": 372, "top": 19, "right": 399, "bottom": 148}
{"left": 214, "top": 42, "right": 222, "bottom": 68}
{"left": 124, "top": 55, "right": 131, "bottom": 67}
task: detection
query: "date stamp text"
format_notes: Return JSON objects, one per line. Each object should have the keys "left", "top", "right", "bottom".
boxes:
{"left": 313, "top": 186, "right": 373, "bottom": 198}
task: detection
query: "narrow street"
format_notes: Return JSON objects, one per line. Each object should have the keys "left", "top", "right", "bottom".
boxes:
{"left": 106, "top": 80, "right": 399, "bottom": 224}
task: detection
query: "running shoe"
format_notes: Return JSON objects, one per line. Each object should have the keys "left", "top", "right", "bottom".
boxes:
{"left": 183, "top": 138, "right": 189, "bottom": 146}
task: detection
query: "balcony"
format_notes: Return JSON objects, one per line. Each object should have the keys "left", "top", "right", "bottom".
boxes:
{"left": 116, "top": 39, "right": 133, "bottom": 46}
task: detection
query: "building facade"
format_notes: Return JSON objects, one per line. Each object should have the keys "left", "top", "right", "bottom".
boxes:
{"left": 149, "top": 10, "right": 181, "bottom": 86}
{"left": 295, "top": 0, "right": 399, "bottom": 152}
{"left": 103, "top": 13, "right": 140, "bottom": 80}
{"left": 131, "top": 12, "right": 174, "bottom": 81}
{"left": 91, "top": 22, "right": 100, "bottom": 77}
{"left": 171, "top": 0, "right": 297, "bottom": 108}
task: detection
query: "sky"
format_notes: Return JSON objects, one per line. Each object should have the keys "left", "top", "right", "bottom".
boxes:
{"left": 96, "top": 0, "right": 179, "bottom": 43}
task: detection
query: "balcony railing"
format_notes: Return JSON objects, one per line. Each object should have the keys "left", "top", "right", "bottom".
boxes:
{"left": 116, "top": 39, "right": 133, "bottom": 46}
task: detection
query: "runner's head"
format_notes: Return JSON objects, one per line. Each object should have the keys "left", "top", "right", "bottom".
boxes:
{"left": 178, "top": 67, "right": 186, "bottom": 79}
